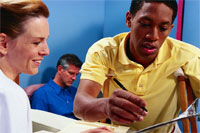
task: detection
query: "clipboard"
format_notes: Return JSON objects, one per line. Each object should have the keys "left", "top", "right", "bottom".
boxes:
{"left": 128, "top": 98, "right": 200, "bottom": 133}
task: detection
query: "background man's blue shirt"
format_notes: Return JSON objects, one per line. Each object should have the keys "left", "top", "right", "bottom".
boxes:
{"left": 31, "top": 79, "right": 78, "bottom": 119}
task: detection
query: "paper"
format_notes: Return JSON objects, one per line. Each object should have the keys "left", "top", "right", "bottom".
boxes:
{"left": 31, "top": 109, "right": 129, "bottom": 133}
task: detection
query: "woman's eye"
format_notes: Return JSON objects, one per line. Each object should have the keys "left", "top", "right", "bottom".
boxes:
{"left": 33, "top": 42, "right": 40, "bottom": 45}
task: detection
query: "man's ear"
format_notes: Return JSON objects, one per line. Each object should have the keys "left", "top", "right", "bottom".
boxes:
{"left": 0, "top": 33, "right": 8, "bottom": 55}
{"left": 57, "top": 65, "right": 63, "bottom": 74}
{"left": 166, "top": 24, "right": 174, "bottom": 37}
{"left": 126, "top": 11, "right": 132, "bottom": 28}
{"left": 169, "top": 24, "right": 174, "bottom": 32}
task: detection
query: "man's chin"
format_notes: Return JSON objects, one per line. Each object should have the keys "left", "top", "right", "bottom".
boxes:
{"left": 142, "top": 52, "right": 158, "bottom": 59}
{"left": 66, "top": 83, "right": 72, "bottom": 87}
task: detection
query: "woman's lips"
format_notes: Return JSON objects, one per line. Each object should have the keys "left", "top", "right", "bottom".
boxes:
{"left": 33, "top": 60, "right": 42, "bottom": 66}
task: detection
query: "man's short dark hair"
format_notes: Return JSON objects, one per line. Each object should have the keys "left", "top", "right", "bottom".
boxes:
{"left": 130, "top": 0, "right": 178, "bottom": 23}
{"left": 56, "top": 54, "right": 82, "bottom": 70}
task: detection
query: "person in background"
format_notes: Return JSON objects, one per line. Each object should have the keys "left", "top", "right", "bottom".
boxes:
{"left": 30, "top": 54, "right": 82, "bottom": 119}
{"left": 0, "top": 0, "right": 50, "bottom": 132}
{"left": 73, "top": 0, "right": 200, "bottom": 132}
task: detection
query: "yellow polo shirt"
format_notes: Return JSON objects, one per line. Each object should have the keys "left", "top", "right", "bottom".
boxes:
{"left": 80, "top": 32, "right": 200, "bottom": 132}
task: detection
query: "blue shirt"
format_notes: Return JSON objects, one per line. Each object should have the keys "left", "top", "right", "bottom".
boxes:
{"left": 31, "top": 79, "right": 78, "bottom": 119}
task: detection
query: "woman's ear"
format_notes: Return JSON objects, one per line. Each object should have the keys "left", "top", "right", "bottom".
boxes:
{"left": 126, "top": 11, "right": 132, "bottom": 28}
{"left": 0, "top": 33, "right": 8, "bottom": 55}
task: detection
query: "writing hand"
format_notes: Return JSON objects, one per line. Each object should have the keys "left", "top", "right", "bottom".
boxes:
{"left": 105, "top": 89, "right": 147, "bottom": 125}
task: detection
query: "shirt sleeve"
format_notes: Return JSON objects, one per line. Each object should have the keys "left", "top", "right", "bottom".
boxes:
{"left": 183, "top": 55, "right": 200, "bottom": 97}
{"left": 31, "top": 90, "right": 49, "bottom": 111}
{"left": 80, "top": 44, "right": 110, "bottom": 86}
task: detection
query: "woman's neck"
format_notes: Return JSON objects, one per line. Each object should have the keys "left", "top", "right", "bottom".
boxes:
{"left": 0, "top": 60, "right": 18, "bottom": 81}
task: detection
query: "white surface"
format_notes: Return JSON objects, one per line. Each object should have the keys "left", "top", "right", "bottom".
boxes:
{"left": 31, "top": 109, "right": 130, "bottom": 133}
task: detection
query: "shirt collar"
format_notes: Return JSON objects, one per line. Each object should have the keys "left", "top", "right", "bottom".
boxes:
{"left": 48, "top": 79, "right": 64, "bottom": 94}
{"left": 155, "top": 37, "right": 172, "bottom": 65}
{"left": 118, "top": 33, "right": 132, "bottom": 65}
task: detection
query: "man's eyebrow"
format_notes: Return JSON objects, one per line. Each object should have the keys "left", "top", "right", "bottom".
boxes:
{"left": 141, "top": 16, "right": 171, "bottom": 25}
{"left": 161, "top": 22, "right": 171, "bottom": 25}
{"left": 140, "top": 16, "right": 152, "bottom": 21}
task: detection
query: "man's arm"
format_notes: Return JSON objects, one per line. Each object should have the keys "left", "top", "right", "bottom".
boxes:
{"left": 31, "top": 90, "right": 49, "bottom": 111}
{"left": 183, "top": 56, "right": 200, "bottom": 97}
{"left": 74, "top": 79, "right": 147, "bottom": 125}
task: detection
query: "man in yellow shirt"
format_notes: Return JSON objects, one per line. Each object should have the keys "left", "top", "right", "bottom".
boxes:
{"left": 74, "top": 0, "right": 200, "bottom": 132}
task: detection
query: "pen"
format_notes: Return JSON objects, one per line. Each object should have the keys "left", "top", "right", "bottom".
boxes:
{"left": 113, "top": 78, "right": 148, "bottom": 112}
{"left": 113, "top": 78, "right": 126, "bottom": 91}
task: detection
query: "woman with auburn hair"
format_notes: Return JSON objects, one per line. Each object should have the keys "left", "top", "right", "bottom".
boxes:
{"left": 0, "top": 0, "right": 50, "bottom": 132}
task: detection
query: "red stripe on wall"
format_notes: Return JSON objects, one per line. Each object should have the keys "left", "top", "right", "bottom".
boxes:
{"left": 176, "top": 0, "right": 184, "bottom": 40}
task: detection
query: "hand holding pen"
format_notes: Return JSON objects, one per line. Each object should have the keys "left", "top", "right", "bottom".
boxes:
{"left": 107, "top": 88, "right": 148, "bottom": 125}
{"left": 113, "top": 78, "right": 148, "bottom": 112}
{"left": 104, "top": 78, "right": 148, "bottom": 125}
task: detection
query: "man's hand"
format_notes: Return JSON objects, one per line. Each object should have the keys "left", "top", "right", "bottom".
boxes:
{"left": 105, "top": 89, "right": 147, "bottom": 125}
{"left": 74, "top": 79, "right": 147, "bottom": 124}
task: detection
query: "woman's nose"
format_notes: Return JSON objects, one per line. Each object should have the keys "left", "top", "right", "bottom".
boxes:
{"left": 39, "top": 41, "right": 49, "bottom": 56}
